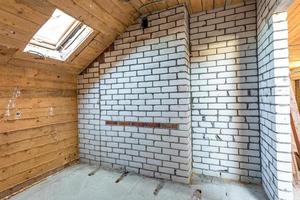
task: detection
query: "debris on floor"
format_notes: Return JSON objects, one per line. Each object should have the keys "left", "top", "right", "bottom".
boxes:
{"left": 115, "top": 171, "right": 129, "bottom": 183}
{"left": 153, "top": 180, "right": 164, "bottom": 196}
{"left": 191, "top": 189, "right": 202, "bottom": 200}
{"left": 88, "top": 167, "right": 101, "bottom": 176}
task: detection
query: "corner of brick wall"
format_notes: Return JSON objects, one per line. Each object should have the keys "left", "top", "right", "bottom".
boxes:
{"left": 257, "top": 0, "right": 293, "bottom": 199}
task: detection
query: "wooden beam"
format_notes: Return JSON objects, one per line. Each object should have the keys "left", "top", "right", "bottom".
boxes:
{"left": 291, "top": 87, "right": 300, "bottom": 183}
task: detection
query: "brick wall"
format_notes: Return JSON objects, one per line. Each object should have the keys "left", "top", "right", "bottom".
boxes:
{"left": 189, "top": 1, "right": 261, "bottom": 183}
{"left": 78, "top": 1, "right": 294, "bottom": 197}
{"left": 78, "top": 5, "right": 192, "bottom": 183}
{"left": 257, "top": 0, "right": 293, "bottom": 199}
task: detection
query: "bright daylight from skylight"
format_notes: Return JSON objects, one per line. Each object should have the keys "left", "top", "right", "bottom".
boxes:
{"left": 24, "top": 9, "right": 93, "bottom": 61}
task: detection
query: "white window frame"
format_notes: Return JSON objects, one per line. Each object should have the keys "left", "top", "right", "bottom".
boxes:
{"left": 24, "top": 9, "right": 93, "bottom": 61}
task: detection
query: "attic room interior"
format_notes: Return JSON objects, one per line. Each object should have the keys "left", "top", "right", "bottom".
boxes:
{"left": 1, "top": 0, "right": 300, "bottom": 199}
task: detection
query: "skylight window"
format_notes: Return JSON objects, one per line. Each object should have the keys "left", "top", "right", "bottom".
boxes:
{"left": 24, "top": 9, "right": 93, "bottom": 61}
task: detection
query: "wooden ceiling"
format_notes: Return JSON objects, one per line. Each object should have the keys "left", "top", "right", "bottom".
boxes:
{"left": 0, "top": 0, "right": 246, "bottom": 75}
{"left": 289, "top": 0, "right": 300, "bottom": 68}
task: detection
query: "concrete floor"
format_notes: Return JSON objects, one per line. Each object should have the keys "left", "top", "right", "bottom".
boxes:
{"left": 10, "top": 164, "right": 268, "bottom": 200}
{"left": 295, "top": 185, "right": 300, "bottom": 200}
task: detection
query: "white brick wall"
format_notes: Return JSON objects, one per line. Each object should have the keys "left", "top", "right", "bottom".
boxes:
{"left": 190, "top": 1, "right": 261, "bottom": 183}
{"left": 78, "top": 2, "right": 294, "bottom": 198}
{"left": 78, "top": 5, "right": 192, "bottom": 183}
{"left": 257, "top": 0, "right": 293, "bottom": 199}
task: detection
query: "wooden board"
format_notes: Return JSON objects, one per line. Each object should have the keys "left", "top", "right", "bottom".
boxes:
{"left": 0, "top": 63, "right": 78, "bottom": 197}
{"left": 289, "top": 0, "right": 300, "bottom": 67}
{"left": 291, "top": 88, "right": 300, "bottom": 183}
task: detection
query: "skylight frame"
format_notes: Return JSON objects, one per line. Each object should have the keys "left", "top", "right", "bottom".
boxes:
{"left": 24, "top": 9, "right": 93, "bottom": 61}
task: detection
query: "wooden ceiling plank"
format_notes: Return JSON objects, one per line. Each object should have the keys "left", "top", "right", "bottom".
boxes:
{"left": 289, "top": 0, "right": 300, "bottom": 66}
{"left": 0, "top": 22, "right": 33, "bottom": 42}
{"left": 214, "top": 0, "right": 226, "bottom": 9}
{"left": 47, "top": 0, "right": 118, "bottom": 37}
{"left": 190, "top": 0, "right": 203, "bottom": 13}
{"left": 0, "top": 0, "right": 50, "bottom": 25}
{"left": 129, "top": 0, "right": 144, "bottom": 12}
{"left": 137, "top": 0, "right": 152, "bottom": 13}
{"left": 153, "top": 1, "right": 169, "bottom": 12}
{"left": 15, "top": 0, "right": 56, "bottom": 17}
{"left": 0, "top": 45, "right": 18, "bottom": 64}
{"left": 166, "top": 0, "right": 181, "bottom": 7}
{"left": 111, "top": 0, "right": 139, "bottom": 22}
{"left": 140, "top": 0, "right": 157, "bottom": 14}
{"left": 0, "top": 8, "right": 38, "bottom": 33}
{"left": 202, "top": 0, "right": 214, "bottom": 11}
{"left": 73, "top": 0, "right": 127, "bottom": 33}
{"left": 73, "top": 48, "right": 105, "bottom": 68}
{"left": 0, "top": 33, "right": 25, "bottom": 49}
{"left": 289, "top": 9, "right": 300, "bottom": 31}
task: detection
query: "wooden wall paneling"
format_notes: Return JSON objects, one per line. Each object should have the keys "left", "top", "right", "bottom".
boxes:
{"left": 12, "top": 51, "right": 84, "bottom": 71}
{"left": 0, "top": 61, "right": 78, "bottom": 197}
{"left": 0, "top": 145, "right": 77, "bottom": 193}
{"left": 8, "top": 59, "right": 81, "bottom": 75}
{"left": 0, "top": 64, "right": 76, "bottom": 83}
{"left": 0, "top": 122, "right": 77, "bottom": 146}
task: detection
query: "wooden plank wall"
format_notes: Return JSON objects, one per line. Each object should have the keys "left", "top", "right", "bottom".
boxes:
{"left": 288, "top": 0, "right": 300, "bottom": 67}
{"left": 0, "top": 63, "right": 78, "bottom": 198}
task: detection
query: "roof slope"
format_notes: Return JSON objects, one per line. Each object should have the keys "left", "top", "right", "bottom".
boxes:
{"left": 0, "top": 0, "right": 245, "bottom": 74}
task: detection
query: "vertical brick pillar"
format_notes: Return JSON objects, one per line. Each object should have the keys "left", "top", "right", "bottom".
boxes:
{"left": 257, "top": 0, "right": 293, "bottom": 199}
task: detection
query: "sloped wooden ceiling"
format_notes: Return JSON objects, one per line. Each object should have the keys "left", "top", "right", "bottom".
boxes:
{"left": 289, "top": 0, "right": 300, "bottom": 68}
{"left": 0, "top": 0, "right": 245, "bottom": 75}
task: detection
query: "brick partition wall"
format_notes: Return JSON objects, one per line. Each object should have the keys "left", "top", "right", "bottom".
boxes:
{"left": 189, "top": 1, "right": 261, "bottom": 183}
{"left": 257, "top": 0, "right": 293, "bottom": 199}
{"left": 78, "top": 5, "right": 192, "bottom": 183}
{"left": 78, "top": 1, "right": 294, "bottom": 198}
